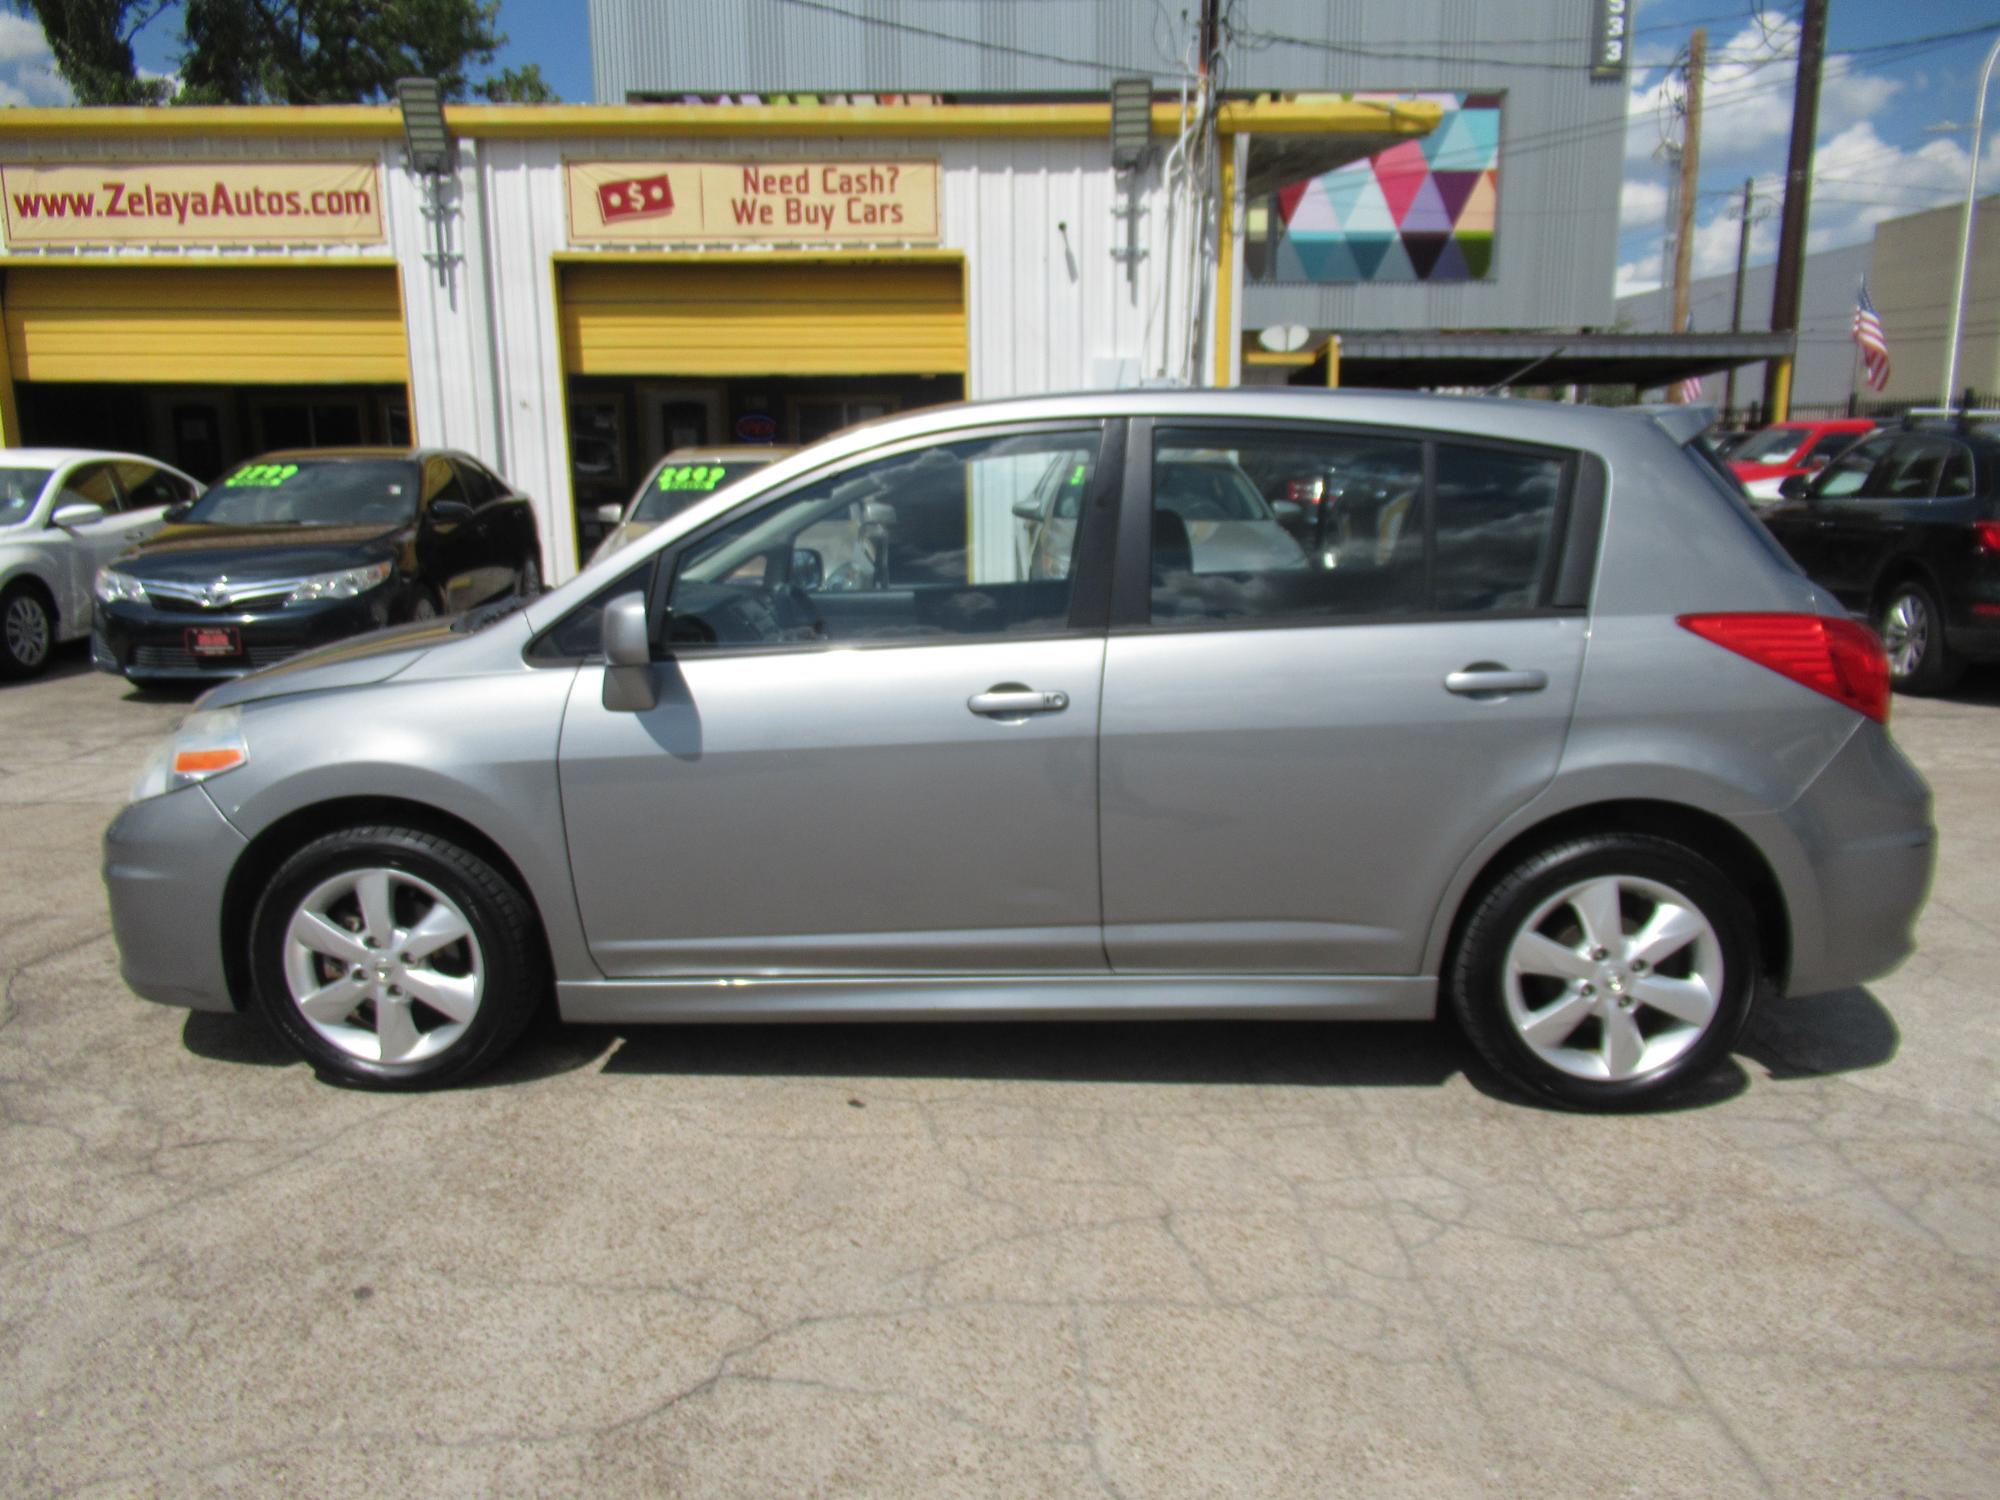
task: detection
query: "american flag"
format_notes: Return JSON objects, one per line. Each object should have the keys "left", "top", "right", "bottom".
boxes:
{"left": 1675, "top": 313, "right": 1704, "bottom": 404}
{"left": 1853, "top": 278, "right": 1891, "bottom": 392}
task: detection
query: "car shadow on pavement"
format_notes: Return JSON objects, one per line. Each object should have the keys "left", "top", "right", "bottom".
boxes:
{"left": 1736, "top": 986, "right": 1900, "bottom": 1081}
{"left": 585, "top": 1017, "right": 1466, "bottom": 1091}
{"left": 5, "top": 639, "right": 96, "bottom": 686}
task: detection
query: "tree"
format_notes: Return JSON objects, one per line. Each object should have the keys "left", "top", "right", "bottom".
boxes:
{"left": 17, "top": 0, "right": 554, "bottom": 105}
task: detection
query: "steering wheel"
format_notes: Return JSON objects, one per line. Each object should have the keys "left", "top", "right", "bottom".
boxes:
{"left": 761, "top": 582, "right": 827, "bottom": 640}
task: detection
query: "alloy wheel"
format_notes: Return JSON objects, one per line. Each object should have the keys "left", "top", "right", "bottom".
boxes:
{"left": 4, "top": 593, "right": 50, "bottom": 669}
{"left": 1881, "top": 590, "right": 1929, "bottom": 679}
{"left": 280, "top": 867, "right": 484, "bottom": 1064}
{"left": 1502, "top": 874, "right": 1723, "bottom": 1083}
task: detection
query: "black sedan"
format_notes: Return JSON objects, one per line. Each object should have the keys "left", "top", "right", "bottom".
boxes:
{"left": 92, "top": 448, "right": 542, "bottom": 683}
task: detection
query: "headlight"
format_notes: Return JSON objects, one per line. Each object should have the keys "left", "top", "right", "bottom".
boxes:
{"left": 130, "top": 707, "right": 250, "bottom": 803}
{"left": 286, "top": 560, "right": 392, "bottom": 605}
{"left": 95, "top": 568, "right": 148, "bottom": 604}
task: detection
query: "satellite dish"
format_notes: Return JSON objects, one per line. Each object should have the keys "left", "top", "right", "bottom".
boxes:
{"left": 1257, "top": 324, "right": 1312, "bottom": 353}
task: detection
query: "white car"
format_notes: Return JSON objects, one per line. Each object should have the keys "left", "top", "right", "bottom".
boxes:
{"left": 0, "top": 449, "right": 202, "bottom": 678}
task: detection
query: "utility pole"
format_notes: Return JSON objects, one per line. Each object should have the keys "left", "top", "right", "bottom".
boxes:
{"left": 1725, "top": 177, "right": 1755, "bottom": 420}
{"left": 1670, "top": 29, "right": 1707, "bottom": 339}
{"left": 1763, "top": 0, "right": 1828, "bottom": 421}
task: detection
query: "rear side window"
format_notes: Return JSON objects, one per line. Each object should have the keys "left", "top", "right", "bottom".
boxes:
{"left": 1145, "top": 426, "right": 1569, "bottom": 626}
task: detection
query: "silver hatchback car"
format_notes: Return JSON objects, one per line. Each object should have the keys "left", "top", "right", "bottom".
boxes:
{"left": 104, "top": 392, "right": 1935, "bottom": 1108}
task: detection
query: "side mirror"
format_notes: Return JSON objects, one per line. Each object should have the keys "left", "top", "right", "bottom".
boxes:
{"left": 163, "top": 502, "right": 191, "bottom": 523}
{"left": 861, "top": 500, "right": 897, "bottom": 528}
{"left": 596, "top": 503, "right": 624, "bottom": 525}
{"left": 600, "top": 591, "right": 657, "bottom": 712}
{"left": 1803, "top": 451, "right": 1832, "bottom": 469}
{"left": 428, "top": 498, "right": 474, "bottom": 524}
{"left": 791, "top": 547, "right": 825, "bottom": 591}
{"left": 1011, "top": 497, "right": 1043, "bottom": 521}
{"left": 1777, "top": 473, "right": 1811, "bottom": 500}
{"left": 51, "top": 501, "right": 105, "bottom": 529}
{"left": 1271, "top": 499, "right": 1305, "bottom": 527}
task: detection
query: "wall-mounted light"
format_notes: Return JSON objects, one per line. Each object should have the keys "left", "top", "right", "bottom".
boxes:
{"left": 395, "top": 77, "right": 452, "bottom": 176}
{"left": 1110, "top": 77, "right": 1152, "bottom": 172}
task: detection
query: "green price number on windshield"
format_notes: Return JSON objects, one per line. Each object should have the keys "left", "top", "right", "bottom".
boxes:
{"left": 224, "top": 463, "right": 301, "bottom": 488}
{"left": 657, "top": 464, "right": 728, "bottom": 493}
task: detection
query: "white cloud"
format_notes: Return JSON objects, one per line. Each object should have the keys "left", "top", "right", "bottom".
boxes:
{"left": 0, "top": 14, "right": 71, "bottom": 105}
{"left": 1616, "top": 247, "right": 1663, "bottom": 299}
{"left": 1621, "top": 178, "right": 1669, "bottom": 228}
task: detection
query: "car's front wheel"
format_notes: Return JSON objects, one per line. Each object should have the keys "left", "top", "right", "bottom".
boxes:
{"left": 0, "top": 582, "right": 54, "bottom": 679}
{"left": 1447, "top": 834, "right": 1761, "bottom": 1109}
{"left": 248, "top": 825, "right": 545, "bottom": 1088}
{"left": 1878, "top": 577, "right": 1960, "bottom": 694}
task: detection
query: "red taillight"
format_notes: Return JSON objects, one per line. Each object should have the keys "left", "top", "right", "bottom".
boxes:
{"left": 1677, "top": 612, "right": 1891, "bottom": 724}
{"left": 1974, "top": 519, "right": 2000, "bottom": 555}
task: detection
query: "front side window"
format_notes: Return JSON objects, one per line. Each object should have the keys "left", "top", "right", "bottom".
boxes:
{"left": 114, "top": 462, "right": 194, "bottom": 510}
{"left": 666, "top": 430, "right": 1099, "bottom": 648}
{"left": 57, "top": 462, "right": 122, "bottom": 515}
{"left": 1812, "top": 434, "right": 1897, "bottom": 498}
{"left": 1146, "top": 427, "right": 1568, "bottom": 625}
{"left": 1732, "top": 426, "right": 1810, "bottom": 465}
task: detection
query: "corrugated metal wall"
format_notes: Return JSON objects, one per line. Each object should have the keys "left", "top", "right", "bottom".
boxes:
{"left": 587, "top": 0, "right": 1629, "bottom": 330}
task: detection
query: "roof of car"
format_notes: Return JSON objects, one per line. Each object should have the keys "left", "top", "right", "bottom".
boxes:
{"left": 659, "top": 445, "right": 800, "bottom": 462}
{"left": 248, "top": 447, "right": 429, "bottom": 462}
{"left": 0, "top": 447, "right": 177, "bottom": 466}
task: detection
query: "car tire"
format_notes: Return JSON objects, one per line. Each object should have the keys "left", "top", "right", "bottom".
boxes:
{"left": 248, "top": 824, "right": 546, "bottom": 1089}
{"left": 1446, "top": 833, "right": 1761, "bottom": 1110}
{"left": 407, "top": 586, "right": 442, "bottom": 623}
{"left": 0, "top": 581, "right": 54, "bottom": 680}
{"left": 1878, "top": 577, "right": 1961, "bottom": 694}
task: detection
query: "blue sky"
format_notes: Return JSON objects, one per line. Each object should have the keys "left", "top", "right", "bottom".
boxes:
{"left": 0, "top": 2, "right": 1994, "bottom": 306}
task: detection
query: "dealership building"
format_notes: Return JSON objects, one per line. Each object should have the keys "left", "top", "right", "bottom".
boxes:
{"left": 0, "top": 96, "right": 1441, "bottom": 579}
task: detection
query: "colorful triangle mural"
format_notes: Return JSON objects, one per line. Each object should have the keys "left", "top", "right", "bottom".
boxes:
{"left": 1265, "top": 92, "right": 1501, "bottom": 284}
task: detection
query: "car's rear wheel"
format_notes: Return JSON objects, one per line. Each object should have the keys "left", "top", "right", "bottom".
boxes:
{"left": 1447, "top": 834, "right": 1760, "bottom": 1109}
{"left": 248, "top": 825, "right": 545, "bottom": 1088}
{"left": 1878, "top": 577, "right": 1960, "bottom": 694}
{"left": 0, "top": 582, "right": 54, "bottom": 679}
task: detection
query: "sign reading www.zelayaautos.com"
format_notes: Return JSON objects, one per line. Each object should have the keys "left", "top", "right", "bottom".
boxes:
{"left": 0, "top": 161, "right": 384, "bottom": 248}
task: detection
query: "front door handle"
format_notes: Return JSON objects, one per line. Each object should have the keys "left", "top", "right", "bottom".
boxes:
{"left": 968, "top": 687, "right": 1069, "bottom": 717}
{"left": 1444, "top": 666, "right": 1548, "bottom": 697}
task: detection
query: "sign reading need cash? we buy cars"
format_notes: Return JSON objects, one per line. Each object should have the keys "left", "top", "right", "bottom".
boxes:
{"left": 0, "top": 161, "right": 384, "bottom": 247}
{"left": 567, "top": 160, "right": 938, "bottom": 245}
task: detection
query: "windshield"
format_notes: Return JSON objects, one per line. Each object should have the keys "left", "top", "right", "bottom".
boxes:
{"left": 1155, "top": 459, "right": 1273, "bottom": 521}
{"left": 185, "top": 460, "right": 418, "bottom": 527}
{"left": 0, "top": 467, "right": 51, "bottom": 527}
{"left": 1731, "top": 427, "right": 1812, "bottom": 464}
{"left": 631, "top": 460, "right": 773, "bottom": 523}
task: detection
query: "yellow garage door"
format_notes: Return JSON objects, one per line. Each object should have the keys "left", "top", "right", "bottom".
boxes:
{"left": 3, "top": 265, "right": 408, "bottom": 384}
{"left": 561, "top": 259, "right": 966, "bottom": 377}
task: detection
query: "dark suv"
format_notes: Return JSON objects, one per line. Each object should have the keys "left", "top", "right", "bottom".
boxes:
{"left": 1759, "top": 420, "right": 2000, "bottom": 692}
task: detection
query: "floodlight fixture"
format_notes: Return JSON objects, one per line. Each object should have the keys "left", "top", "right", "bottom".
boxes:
{"left": 1110, "top": 77, "right": 1152, "bottom": 171}
{"left": 396, "top": 77, "right": 452, "bottom": 175}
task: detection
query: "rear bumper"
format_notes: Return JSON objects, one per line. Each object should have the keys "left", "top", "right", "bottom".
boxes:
{"left": 1745, "top": 722, "right": 1934, "bottom": 997}
{"left": 103, "top": 783, "right": 245, "bottom": 1012}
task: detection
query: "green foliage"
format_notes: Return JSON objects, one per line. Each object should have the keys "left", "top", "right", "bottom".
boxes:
{"left": 17, "top": 0, "right": 555, "bottom": 105}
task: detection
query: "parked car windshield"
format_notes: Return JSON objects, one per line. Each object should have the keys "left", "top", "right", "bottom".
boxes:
{"left": 1156, "top": 458, "right": 1273, "bottom": 520}
{"left": 1731, "top": 427, "right": 1812, "bottom": 464}
{"left": 0, "top": 467, "right": 51, "bottom": 527}
{"left": 630, "top": 460, "right": 774, "bottom": 523}
{"left": 183, "top": 460, "right": 419, "bottom": 527}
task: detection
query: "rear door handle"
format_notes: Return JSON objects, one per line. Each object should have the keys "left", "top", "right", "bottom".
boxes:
{"left": 1444, "top": 667, "right": 1548, "bottom": 697}
{"left": 968, "top": 688, "right": 1069, "bottom": 717}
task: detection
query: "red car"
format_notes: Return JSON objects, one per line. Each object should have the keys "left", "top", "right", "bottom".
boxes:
{"left": 1729, "top": 418, "right": 1876, "bottom": 501}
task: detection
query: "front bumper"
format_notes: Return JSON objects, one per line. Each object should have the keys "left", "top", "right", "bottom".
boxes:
{"left": 103, "top": 783, "right": 246, "bottom": 1012}
{"left": 94, "top": 590, "right": 395, "bottom": 681}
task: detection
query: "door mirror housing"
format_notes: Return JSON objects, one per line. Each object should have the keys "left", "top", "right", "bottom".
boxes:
{"left": 791, "top": 547, "right": 825, "bottom": 591}
{"left": 162, "top": 502, "right": 192, "bottom": 523}
{"left": 428, "top": 498, "right": 474, "bottom": 524}
{"left": 601, "top": 591, "right": 657, "bottom": 712}
{"left": 1271, "top": 499, "right": 1305, "bottom": 527}
{"left": 1777, "top": 473, "right": 1811, "bottom": 501}
{"left": 1011, "top": 497, "right": 1043, "bottom": 521}
{"left": 50, "top": 501, "right": 105, "bottom": 529}
{"left": 596, "top": 503, "right": 624, "bottom": 525}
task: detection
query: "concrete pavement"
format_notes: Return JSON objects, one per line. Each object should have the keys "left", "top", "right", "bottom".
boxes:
{"left": 1, "top": 642, "right": 1995, "bottom": 1496}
